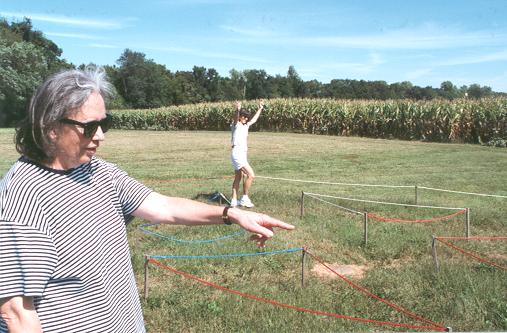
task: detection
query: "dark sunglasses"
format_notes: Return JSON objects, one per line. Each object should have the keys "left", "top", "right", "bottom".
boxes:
{"left": 59, "top": 114, "right": 113, "bottom": 138}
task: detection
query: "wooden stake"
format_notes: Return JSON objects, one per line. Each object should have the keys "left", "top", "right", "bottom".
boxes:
{"left": 300, "top": 191, "right": 305, "bottom": 219}
{"left": 465, "top": 208, "right": 471, "bottom": 238}
{"left": 144, "top": 255, "right": 149, "bottom": 299}
{"left": 432, "top": 236, "right": 440, "bottom": 273}
{"left": 301, "top": 247, "right": 306, "bottom": 288}
{"left": 363, "top": 212, "right": 368, "bottom": 245}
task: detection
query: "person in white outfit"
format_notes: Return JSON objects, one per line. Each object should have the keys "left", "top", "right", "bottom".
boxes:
{"left": 230, "top": 100, "right": 264, "bottom": 208}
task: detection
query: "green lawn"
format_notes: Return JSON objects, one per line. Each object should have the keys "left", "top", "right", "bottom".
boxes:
{"left": 1, "top": 128, "right": 506, "bottom": 332}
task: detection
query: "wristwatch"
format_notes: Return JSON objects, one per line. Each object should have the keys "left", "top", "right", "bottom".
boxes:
{"left": 222, "top": 206, "right": 232, "bottom": 225}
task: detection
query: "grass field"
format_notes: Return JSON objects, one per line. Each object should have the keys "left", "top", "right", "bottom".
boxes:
{"left": 1, "top": 128, "right": 506, "bottom": 332}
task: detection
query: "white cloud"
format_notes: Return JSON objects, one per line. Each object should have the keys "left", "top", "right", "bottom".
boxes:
{"left": 88, "top": 43, "right": 119, "bottom": 49}
{"left": 436, "top": 49, "right": 507, "bottom": 66}
{"left": 286, "top": 52, "right": 385, "bottom": 83}
{"left": 0, "top": 11, "right": 127, "bottom": 29}
{"left": 312, "top": 52, "right": 384, "bottom": 75}
{"left": 46, "top": 32, "right": 106, "bottom": 40}
{"left": 141, "top": 45, "right": 270, "bottom": 63}
{"left": 226, "top": 22, "right": 507, "bottom": 51}
{"left": 295, "top": 29, "right": 506, "bottom": 50}
{"left": 405, "top": 68, "right": 434, "bottom": 81}
{"left": 219, "top": 25, "right": 275, "bottom": 38}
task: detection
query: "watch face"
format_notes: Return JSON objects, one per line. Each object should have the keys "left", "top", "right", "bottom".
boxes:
{"left": 223, "top": 207, "right": 232, "bottom": 224}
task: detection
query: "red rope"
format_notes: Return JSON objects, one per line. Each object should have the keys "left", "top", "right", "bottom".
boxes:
{"left": 435, "top": 238, "right": 507, "bottom": 271}
{"left": 305, "top": 251, "right": 446, "bottom": 328}
{"left": 367, "top": 209, "right": 466, "bottom": 223}
{"left": 148, "top": 258, "right": 447, "bottom": 331}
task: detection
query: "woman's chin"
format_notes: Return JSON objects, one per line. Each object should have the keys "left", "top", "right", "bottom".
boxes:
{"left": 85, "top": 148, "right": 97, "bottom": 157}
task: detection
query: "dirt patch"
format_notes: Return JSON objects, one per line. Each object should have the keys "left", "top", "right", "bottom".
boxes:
{"left": 311, "top": 262, "right": 369, "bottom": 280}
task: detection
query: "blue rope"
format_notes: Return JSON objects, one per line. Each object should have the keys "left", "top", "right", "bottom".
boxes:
{"left": 148, "top": 247, "right": 304, "bottom": 259}
{"left": 138, "top": 223, "right": 245, "bottom": 244}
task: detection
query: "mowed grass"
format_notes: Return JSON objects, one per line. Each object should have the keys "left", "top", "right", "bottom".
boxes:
{"left": 1, "top": 128, "right": 506, "bottom": 332}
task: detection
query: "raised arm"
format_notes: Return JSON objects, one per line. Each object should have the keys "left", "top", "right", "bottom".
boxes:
{"left": 0, "top": 296, "right": 43, "bottom": 333}
{"left": 133, "top": 192, "right": 294, "bottom": 246}
{"left": 247, "top": 99, "right": 264, "bottom": 125}
{"left": 233, "top": 101, "right": 241, "bottom": 124}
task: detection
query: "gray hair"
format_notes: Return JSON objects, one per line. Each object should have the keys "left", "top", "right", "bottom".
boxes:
{"left": 15, "top": 66, "right": 114, "bottom": 163}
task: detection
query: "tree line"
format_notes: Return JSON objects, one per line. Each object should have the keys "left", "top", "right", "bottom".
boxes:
{"left": 1, "top": 18, "right": 504, "bottom": 127}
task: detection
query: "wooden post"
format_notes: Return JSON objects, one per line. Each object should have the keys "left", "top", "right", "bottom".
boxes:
{"left": 144, "top": 255, "right": 149, "bottom": 299}
{"left": 465, "top": 208, "right": 471, "bottom": 238}
{"left": 363, "top": 212, "right": 368, "bottom": 245}
{"left": 301, "top": 247, "right": 306, "bottom": 288}
{"left": 300, "top": 191, "right": 305, "bottom": 219}
{"left": 432, "top": 236, "right": 440, "bottom": 272}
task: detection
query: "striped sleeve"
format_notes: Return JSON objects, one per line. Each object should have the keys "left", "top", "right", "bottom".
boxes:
{"left": 0, "top": 221, "right": 58, "bottom": 298}
{"left": 108, "top": 163, "right": 152, "bottom": 217}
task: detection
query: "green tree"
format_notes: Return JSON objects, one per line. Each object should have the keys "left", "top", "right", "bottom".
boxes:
{"left": 0, "top": 18, "right": 71, "bottom": 126}
{"left": 390, "top": 81, "right": 413, "bottom": 99}
{"left": 243, "top": 69, "right": 269, "bottom": 99}
{"left": 0, "top": 41, "right": 48, "bottom": 126}
{"left": 114, "top": 49, "right": 175, "bottom": 108}
{"left": 286, "top": 65, "right": 299, "bottom": 97}
{"left": 303, "top": 79, "right": 324, "bottom": 98}
{"left": 10, "top": 18, "right": 69, "bottom": 73}
{"left": 206, "top": 68, "right": 221, "bottom": 102}
{"left": 324, "top": 79, "right": 355, "bottom": 99}
{"left": 270, "top": 74, "right": 289, "bottom": 98}
{"left": 467, "top": 84, "right": 493, "bottom": 99}
{"left": 439, "top": 81, "right": 459, "bottom": 99}
{"left": 225, "top": 69, "right": 247, "bottom": 100}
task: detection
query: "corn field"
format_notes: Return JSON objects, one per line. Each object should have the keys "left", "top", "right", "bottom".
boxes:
{"left": 111, "top": 97, "right": 507, "bottom": 144}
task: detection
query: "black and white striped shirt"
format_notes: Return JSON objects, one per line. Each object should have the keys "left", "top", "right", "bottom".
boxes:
{"left": 0, "top": 156, "right": 152, "bottom": 333}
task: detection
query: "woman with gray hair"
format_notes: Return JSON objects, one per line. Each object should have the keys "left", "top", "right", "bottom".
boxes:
{"left": 0, "top": 67, "right": 294, "bottom": 333}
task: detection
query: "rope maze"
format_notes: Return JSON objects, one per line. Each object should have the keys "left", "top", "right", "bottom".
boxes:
{"left": 282, "top": 174, "right": 505, "bottom": 271}
{"left": 300, "top": 191, "right": 471, "bottom": 245}
{"left": 140, "top": 222, "right": 449, "bottom": 331}
{"left": 145, "top": 250, "right": 449, "bottom": 332}
{"left": 139, "top": 176, "right": 506, "bottom": 332}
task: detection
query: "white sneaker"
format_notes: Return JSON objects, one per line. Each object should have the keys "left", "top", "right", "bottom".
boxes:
{"left": 239, "top": 196, "right": 254, "bottom": 208}
{"left": 230, "top": 199, "right": 238, "bottom": 207}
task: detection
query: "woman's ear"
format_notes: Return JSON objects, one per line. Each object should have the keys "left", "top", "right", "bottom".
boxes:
{"left": 49, "top": 128, "right": 59, "bottom": 141}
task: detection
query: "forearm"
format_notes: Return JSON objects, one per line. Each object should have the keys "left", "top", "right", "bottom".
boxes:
{"left": 0, "top": 296, "right": 42, "bottom": 333}
{"left": 248, "top": 102, "right": 263, "bottom": 124}
{"left": 134, "top": 193, "right": 230, "bottom": 225}
{"left": 249, "top": 109, "right": 262, "bottom": 124}
{"left": 160, "top": 197, "right": 228, "bottom": 225}
{"left": 233, "top": 101, "right": 241, "bottom": 123}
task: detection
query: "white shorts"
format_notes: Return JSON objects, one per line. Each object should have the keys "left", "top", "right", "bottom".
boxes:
{"left": 231, "top": 148, "right": 249, "bottom": 171}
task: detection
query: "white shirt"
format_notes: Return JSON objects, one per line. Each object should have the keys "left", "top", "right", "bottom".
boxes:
{"left": 231, "top": 122, "right": 250, "bottom": 151}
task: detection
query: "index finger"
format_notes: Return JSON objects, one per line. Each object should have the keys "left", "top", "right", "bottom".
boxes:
{"left": 260, "top": 214, "right": 295, "bottom": 230}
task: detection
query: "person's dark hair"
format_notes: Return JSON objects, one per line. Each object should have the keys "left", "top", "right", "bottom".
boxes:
{"left": 15, "top": 67, "right": 114, "bottom": 163}
{"left": 239, "top": 108, "right": 251, "bottom": 120}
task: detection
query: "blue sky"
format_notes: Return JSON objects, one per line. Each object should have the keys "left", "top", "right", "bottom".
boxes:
{"left": 2, "top": 0, "right": 507, "bottom": 92}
